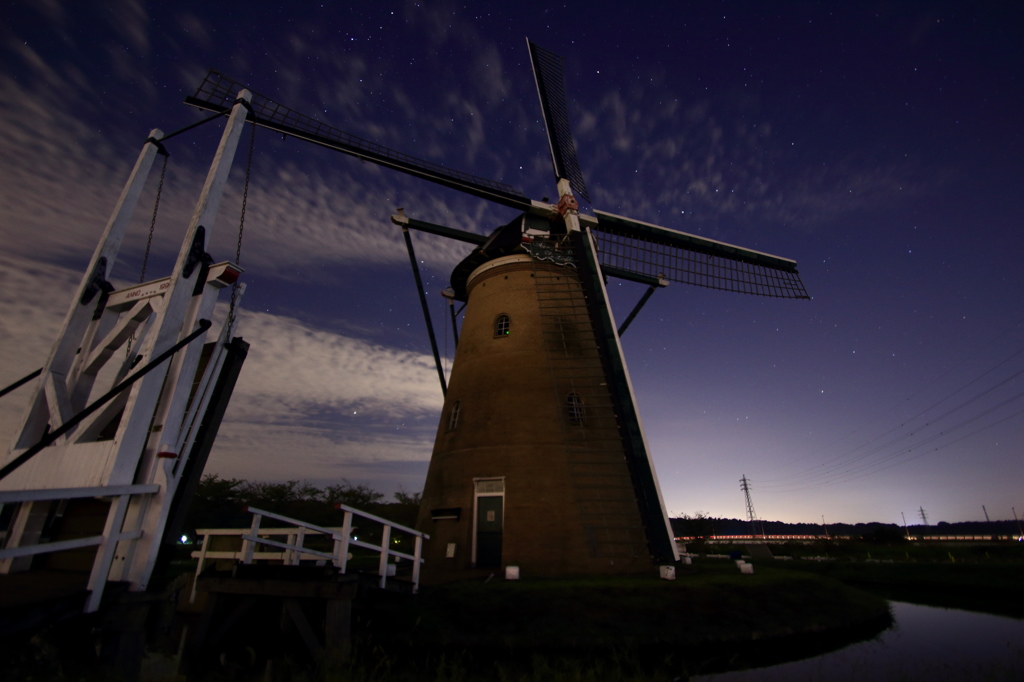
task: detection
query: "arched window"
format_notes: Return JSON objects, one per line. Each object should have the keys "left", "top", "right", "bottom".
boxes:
{"left": 566, "top": 392, "right": 585, "bottom": 425}
{"left": 494, "top": 314, "right": 511, "bottom": 338}
{"left": 447, "top": 400, "right": 461, "bottom": 431}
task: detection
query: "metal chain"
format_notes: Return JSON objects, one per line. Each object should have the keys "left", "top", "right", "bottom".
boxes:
{"left": 228, "top": 120, "right": 256, "bottom": 329}
{"left": 129, "top": 151, "right": 169, "bottom": 360}
{"left": 140, "top": 152, "right": 169, "bottom": 283}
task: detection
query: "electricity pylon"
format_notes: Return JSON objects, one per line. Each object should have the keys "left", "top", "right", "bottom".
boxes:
{"left": 740, "top": 475, "right": 764, "bottom": 539}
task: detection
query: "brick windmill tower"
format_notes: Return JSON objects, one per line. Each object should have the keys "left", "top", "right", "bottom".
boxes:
{"left": 185, "top": 40, "right": 809, "bottom": 582}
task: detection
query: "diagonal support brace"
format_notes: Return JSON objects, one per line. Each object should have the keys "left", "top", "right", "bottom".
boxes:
{"left": 617, "top": 276, "right": 668, "bottom": 337}
{"left": 0, "top": 320, "right": 212, "bottom": 481}
{"left": 401, "top": 226, "right": 447, "bottom": 396}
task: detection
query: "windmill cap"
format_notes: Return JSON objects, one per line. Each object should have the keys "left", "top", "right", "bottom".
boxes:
{"left": 449, "top": 213, "right": 543, "bottom": 300}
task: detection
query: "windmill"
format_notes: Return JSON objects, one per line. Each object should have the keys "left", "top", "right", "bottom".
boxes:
{"left": 187, "top": 40, "right": 808, "bottom": 580}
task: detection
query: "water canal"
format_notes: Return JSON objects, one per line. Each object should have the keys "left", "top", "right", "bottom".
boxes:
{"left": 695, "top": 601, "right": 1024, "bottom": 681}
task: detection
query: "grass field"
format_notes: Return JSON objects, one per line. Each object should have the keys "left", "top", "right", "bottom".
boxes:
{"left": 339, "top": 560, "right": 889, "bottom": 680}
{"left": 131, "top": 542, "right": 1024, "bottom": 679}
{"left": 698, "top": 539, "right": 1024, "bottom": 617}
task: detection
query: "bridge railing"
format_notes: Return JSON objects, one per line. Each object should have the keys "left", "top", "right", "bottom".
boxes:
{"left": 0, "top": 484, "right": 160, "bottom": 612}
{"left": 190, "top": 504, "right": 429, "bottom": 599}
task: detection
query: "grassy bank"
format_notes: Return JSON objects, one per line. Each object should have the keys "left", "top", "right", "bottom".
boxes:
{"left": 697, "top": 540, "right": 1024, "bottom": 617}
{"left": 172, "top": 544, "right": 1022, "bottom": 680}
{"left": 780, "top": 559, "right": 1024, "bottom": 617}
{"left": 345, "top": 561, "right": 889, "bottom": 680}
{"left": 362, "top": 563, "right": 885, "bottom": 647}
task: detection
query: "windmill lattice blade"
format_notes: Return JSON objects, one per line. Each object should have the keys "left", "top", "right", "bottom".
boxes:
{"left": 573, "top": 227, "right": 679, "bottom": 563}
{"left": 186, "top": 71, "right": 532, "bottom": 211}
{"left": 527, "top": 40, "right": 591, "bottom": 203}
{"left": 593, "top": 210, "right": 810, "bottom": 299}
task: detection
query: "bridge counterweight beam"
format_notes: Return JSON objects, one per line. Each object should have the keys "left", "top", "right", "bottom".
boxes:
{"left": 8, "top": 131, "right": 165, "bottom": 452}
{"left": 111, "top": 91, "right": 254, "bottom": 587}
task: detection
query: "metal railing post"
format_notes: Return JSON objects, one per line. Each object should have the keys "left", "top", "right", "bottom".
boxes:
{"left": 84, "top": 493, "right": 133, "bottom": 613}
{"left": 378, "top": 525, "right": 392, "bottom": 589}
{"left": 331, "top": 532, "right": 342, "bottom": 568}
{"left": 191, "top": 532, "right": 211, "bottom": 603}
{"left": 411, "top": 535, "right": 424, "bottom": 593}
{"left": 339, "top": 511, "right": 353, "bottom": 573}
{"left": 242, "top": 512, "right": 261, "bottom": 564}
{"left": 291, "top": 527, "right": 305, "bottom": 565}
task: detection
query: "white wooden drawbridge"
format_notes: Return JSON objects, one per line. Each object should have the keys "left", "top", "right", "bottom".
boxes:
{"left": 0, "top": 93, "right": 254, "bottom": 613}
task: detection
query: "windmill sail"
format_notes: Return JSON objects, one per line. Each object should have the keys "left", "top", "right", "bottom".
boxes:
{"left": 185, "top": 71, "right": 534, "bottom": 212}
{"left": 571, "top": 227, "right": 678, "bottom": 562}
{"left": 591, "top": 210, "right": 809, "bottom": 299}
{"left": 527, "top": 40, "right": 591, "bottom": 203}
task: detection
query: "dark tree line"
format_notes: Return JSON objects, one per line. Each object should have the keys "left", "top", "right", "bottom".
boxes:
{"left": 671, "top": 514, "right": 1022, "bottom": 544}
{"left": 183, "top": 475, "right": 421, "bottom": 535}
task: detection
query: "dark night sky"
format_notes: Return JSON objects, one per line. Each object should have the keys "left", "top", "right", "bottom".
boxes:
{"left": 1, "top": 1, "right": 1021, "bottom": 524}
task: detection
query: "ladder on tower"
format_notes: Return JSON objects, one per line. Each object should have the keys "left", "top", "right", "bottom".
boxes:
{"left": 531, "top": 255, "right": 650, "bottom": 561}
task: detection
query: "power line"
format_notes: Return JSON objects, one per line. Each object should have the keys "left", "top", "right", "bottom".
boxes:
{"left": 764, "top": 389, "right": 1024, "bottom": 493}
{"left": 763, "top": 317, "right": 1024, "bottom": 474}
{"left": 756, "top": 343, "right": 1024, "bottom": 492}
{"left": 758, "top": 405, "right": 1023, "bottom": 494}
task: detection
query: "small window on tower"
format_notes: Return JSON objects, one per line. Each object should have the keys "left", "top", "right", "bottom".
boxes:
{"left": 447, "top": 400, "right": 461, "bottom": 431}
{"left": 494, "top": 314, "right": 511, "bottom": 337}
{"left": 566, "top": 392, "right": 585, "bottom": 425}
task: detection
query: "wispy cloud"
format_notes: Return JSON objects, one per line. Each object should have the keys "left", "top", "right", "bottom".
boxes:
{"left": 575, "top": 83, "right": 937, "bottom": 236}
{"left": 0, "top": 66, "right": 495, "bottom": 290}
{"left": 229, "top": 307, "right": 444, "bottom": 423}
{"left": 209, "top": 421, "right": 433, "bottom": 481}
{"left": 0, "top": 254, "right": 78, "bottom": 443}
{"left": 0, "top": 252, "right": 444, "bottom": 483}
{"left": 0, "top": 19, "right": 455, "bottom": 490}
{"left": 205, "top": 305, "right": 443, "bottom": 485}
